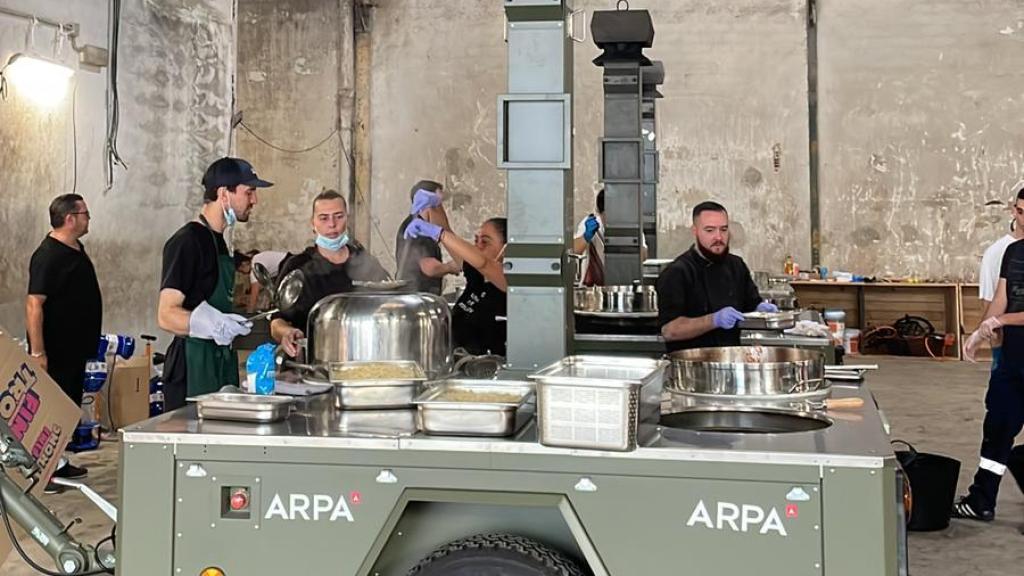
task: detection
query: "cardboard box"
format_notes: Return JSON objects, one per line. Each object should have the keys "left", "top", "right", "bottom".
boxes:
{"left": 98, "top": 353, "right": 152, "bottom": 428}
{"left": 0, "top": 329, "right": 82, "bottom": 565}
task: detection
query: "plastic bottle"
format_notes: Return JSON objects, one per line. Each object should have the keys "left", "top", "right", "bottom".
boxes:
{"left": 783, "top": 255, "right": 794, "bottom": 276}
{"left": 246, "top": 343, "right": 277, "bottom": 395}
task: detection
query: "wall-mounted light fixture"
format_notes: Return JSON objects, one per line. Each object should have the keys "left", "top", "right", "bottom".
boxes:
{"left": 2, "top": 52, "right": 75, "bottom": 108}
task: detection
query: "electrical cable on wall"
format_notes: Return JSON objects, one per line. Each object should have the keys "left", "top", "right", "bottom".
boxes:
{"left": 104, "top": 0, "right": 126, "bottom": 191}
{"left": 237, "top": 119, "right": 337, "bottom": 154}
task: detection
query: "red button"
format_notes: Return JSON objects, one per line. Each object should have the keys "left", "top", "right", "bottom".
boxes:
{"left": 230, "top": 490, "right": 249, "bottom": 511}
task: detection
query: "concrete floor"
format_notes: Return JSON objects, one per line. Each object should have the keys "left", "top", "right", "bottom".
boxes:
{"left": 2, "top": 355, "right": 1022, "bottom": 575}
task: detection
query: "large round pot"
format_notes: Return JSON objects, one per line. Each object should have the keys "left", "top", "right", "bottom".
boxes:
{"left": 667, "top": 346, "right": 827, "bottom": 396}
{"left": 306, "top": 292, "right": 453, "bottom": 378}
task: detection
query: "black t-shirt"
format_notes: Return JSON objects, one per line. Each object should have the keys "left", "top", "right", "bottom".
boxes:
{"left": 274, "top": 243, "right": 389, "bottom": 333}
{"left": 396, "top": 215, "right": 443, "bottom": 294}
{"left": 656, "top": 246, "right": 762, "bottom": 353}
{"left": 28, "top": 236, "right": 103, "bottom": 360}
{"left": 1000, "top": 239, "right": 1024, "bottom": 365}
{"left": 160, "top": 221, "right": 229, "bottom": 311}
{"left": 452, "top": 263, "right": 507, "bottom": 356}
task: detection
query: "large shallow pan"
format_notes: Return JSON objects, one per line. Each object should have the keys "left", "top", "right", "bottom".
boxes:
{"left": 667, "top": 346, "right": 827, "bottom": 396}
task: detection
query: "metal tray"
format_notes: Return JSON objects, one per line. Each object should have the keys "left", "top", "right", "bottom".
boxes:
{"left": 738, "top": 311, "right": 797, "bottom": 330}
{"left": 329, "top": 361, "right": 427, "bottom": 409}
{"left": 573, "top": 309, "right": 658, "bottom": 319}
{"left": 529, "top": 355, "right": 668, "bottom": 388}
{"left": 190, "top": 393, "right": 294, "bottom": 423}
{"left": 414, "top": 380, "right": 534, "bottom": 437}
{"left": 332, "top": 409, "right": 419, "bottom": 437}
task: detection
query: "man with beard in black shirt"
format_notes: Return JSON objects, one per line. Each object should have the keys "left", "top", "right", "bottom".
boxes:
{"left": 656, "top": 201, "right": 776, "bottom": 353}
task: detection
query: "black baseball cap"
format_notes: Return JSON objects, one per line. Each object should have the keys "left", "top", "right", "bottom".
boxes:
{"left": 202, "top": 157, "right": 274, "bottom": 190}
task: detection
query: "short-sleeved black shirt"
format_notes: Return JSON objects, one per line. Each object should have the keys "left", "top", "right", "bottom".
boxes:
{"left": 160, "top": 221, "right": 229, "bottom": 311}
{"left": 28, "top": 236, "right": 103, "bottom": 361}
{"left": 656, "top": 245, "right": 762, "bottom": 353}
{"left": 1000, "top": 239, "right": 1024, "bottom": 365}
{"left": 273, "top": 243, "right": 389, "bottom": 333}
{"left": 452, "top": 263, "right": 507, "bottom": 356}
{"left": 396, "top": 215, "right": 443, "bottom": 294}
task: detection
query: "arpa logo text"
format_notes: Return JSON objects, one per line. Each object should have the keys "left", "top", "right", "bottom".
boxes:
{"left": 265, "top": 493, "right": 355, "bottom": 522}
{"left": 685, "top": 499, "right": 788, "bottom": 537}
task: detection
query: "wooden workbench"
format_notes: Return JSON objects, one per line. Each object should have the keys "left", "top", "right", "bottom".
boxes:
{"left": 790, "top": 281, "right": 962, "bottom": 359}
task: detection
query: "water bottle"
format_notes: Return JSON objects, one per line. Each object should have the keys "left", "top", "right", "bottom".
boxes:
{"left": 246, "top": 343, "right": 277, "bottom": 395}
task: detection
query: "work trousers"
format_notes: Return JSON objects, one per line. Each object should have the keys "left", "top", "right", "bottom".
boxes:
{"left": 968, "top": 362, "right": 1024, "bottom": 509}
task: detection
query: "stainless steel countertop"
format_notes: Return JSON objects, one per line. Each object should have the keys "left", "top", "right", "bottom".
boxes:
{"left": 123, "top": 381, "right": 892, "bottom": 469}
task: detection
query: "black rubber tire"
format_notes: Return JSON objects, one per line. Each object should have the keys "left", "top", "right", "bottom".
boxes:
{"left": 407, "top": 533, "right": 588, "bottom": 576}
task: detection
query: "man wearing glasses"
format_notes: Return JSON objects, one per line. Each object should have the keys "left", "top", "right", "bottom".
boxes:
{"left": 26, "top": 194, "right": 102, "bottom": 492}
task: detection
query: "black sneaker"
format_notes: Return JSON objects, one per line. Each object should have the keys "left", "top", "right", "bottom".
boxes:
{"left": 43, "top": 481, "right": 64, "bottom": 495}
{"left": 52, "top": 463, "right": 88, "bottom": 479}
{"left": 951, "top": 495, "right": 995, "bottom": 522}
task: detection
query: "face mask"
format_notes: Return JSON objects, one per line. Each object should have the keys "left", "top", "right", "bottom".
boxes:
{"left": 222, "top": 202, "right": 238, "bottom": 228}
{"left": 316, "top": 232, "right": 349, "bottom": 252}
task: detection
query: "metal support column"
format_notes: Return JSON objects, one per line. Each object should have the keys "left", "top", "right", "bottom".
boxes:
{"left": 591, "top": 7, "right": 655, "bottom": 285}
{"left": 641, "top": 60, "right": 664, "bottom": 260}
{"left": 499, "top": 0, "right": 575, "bottom": 370}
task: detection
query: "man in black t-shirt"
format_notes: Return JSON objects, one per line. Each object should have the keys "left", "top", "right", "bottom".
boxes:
{"left": 656, "top": 201, "right": 775, "bottom": 353}
{"left": 395, "top": 180, "right": 459, "bottom": 294}
{"left": 158, "top": 158, "right": 272, "bottom": 409}
{"left": 27, "top": 194, "right": 103, "bottom": 486}
{"left": 956, "top": 239, "right": 1024, "bottom": 521}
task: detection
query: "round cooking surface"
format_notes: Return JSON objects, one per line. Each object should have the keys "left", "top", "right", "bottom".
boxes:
{"left": 660, "top": 409, "right": 832, "bottom": 434}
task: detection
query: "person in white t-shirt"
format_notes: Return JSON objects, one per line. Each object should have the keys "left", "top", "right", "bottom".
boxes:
{"left": 571, "top": 189, "right": 648, "bottom": 286}
{"left": 977, "top": 188, "right": 1024, "bottom": 369}
{"left": 247, "top": 250, "right": 290, "bottom": 312}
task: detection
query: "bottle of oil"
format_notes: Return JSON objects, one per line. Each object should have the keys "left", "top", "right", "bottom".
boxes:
{"left": 783, "top": 254, "right": 794, "bottom": 276}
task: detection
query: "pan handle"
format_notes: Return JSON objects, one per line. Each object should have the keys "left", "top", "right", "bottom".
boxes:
{"left": 823, "top": 397, "right": 865, "bottom": 410}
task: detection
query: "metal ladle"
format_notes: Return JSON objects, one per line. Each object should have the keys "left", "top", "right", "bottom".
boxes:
{"left": 247, "top": 269, "right": 305, "bottom": 322}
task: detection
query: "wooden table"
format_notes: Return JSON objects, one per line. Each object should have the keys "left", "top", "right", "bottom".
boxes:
{"left": 791, "top": 281, "right": 962, "bottom": 359}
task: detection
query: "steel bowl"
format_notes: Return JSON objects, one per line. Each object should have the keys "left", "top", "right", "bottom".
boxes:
{"left": 667, "top": 346, "right": 827, "bottom": 396}
{"left": 573, "top": 284, "right": 657, "bottom": 315}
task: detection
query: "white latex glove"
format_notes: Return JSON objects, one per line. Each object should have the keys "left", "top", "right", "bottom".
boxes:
{"left": 189, "top": 301, "right": 252, "bottom": 346}
{"left": 976, "top": 316, "right": 1003, "bottom": 340}
{"left": 963, "top": 330, "right": 986, "bottom": 362}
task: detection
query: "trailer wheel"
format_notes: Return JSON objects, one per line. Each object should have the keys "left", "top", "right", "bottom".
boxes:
{"left": 407, "top": 533, "right": 587, "bottom": 576}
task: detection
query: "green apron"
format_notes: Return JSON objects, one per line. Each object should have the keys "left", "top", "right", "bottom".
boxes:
{"left": 185, "top": 234, "right": 240, "bottom": 396}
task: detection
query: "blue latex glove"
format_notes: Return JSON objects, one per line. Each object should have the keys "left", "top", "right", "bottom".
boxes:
{"left": 410, "top": 189, "right": 443, "bottom": 214}
{"left": 712, "top": 306, "right": 746, "bottom": 330}
{"left": 756, "top": 301, "right": 779, "bottom": 313}
{"left": 404, "top": 219, "right": 443, "bottom": 242}
{"left": 582, "top": 214, "right": 600, "bottom": 243}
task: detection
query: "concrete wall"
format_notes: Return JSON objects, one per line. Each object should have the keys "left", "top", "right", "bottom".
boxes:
{"left": 0, "top": 0, "right": 108, "bottom": 334}
{"left": 233, "top": 0, "right": 353, "bottom": 255}
{"left": 0, "top": 0, "right": 235, "bottom": 347}
{"left": 367, "top": 0, "right": 811, "bottom": 274}
{"left": 818, "top": 0, "right": 1024, "bottom": 281}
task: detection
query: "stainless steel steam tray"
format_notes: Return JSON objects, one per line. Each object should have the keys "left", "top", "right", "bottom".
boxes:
{"left": 328, "top": 361, "right": 427, "bottom": 410}
{"left": 189, "top": 393, "right": 294, "bottom": 423}
{"left": 414, "top": 380, "right": 534, "bottom": 437}
{"left": 528, "top": 355, "right": 667, "bottom": 388}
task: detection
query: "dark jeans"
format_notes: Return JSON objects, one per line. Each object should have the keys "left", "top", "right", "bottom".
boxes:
{"left": 968, "top": 362, "right": 1024, "bottom": 509}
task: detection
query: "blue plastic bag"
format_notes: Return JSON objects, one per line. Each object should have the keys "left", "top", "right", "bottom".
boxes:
{"left": 246, "top": 343, "right": 277, "bottom": 395}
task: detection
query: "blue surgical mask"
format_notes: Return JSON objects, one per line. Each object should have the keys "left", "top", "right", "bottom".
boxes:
{"left": 316, "top": 232, "right": 349, "bottom": 252}
{"left": 222, "top": 203, "right": 238, "bottom": 227}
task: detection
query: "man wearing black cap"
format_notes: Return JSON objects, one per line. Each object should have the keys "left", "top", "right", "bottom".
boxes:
{"left": 157, "top": 157, "right": 273, "bottom": 410}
